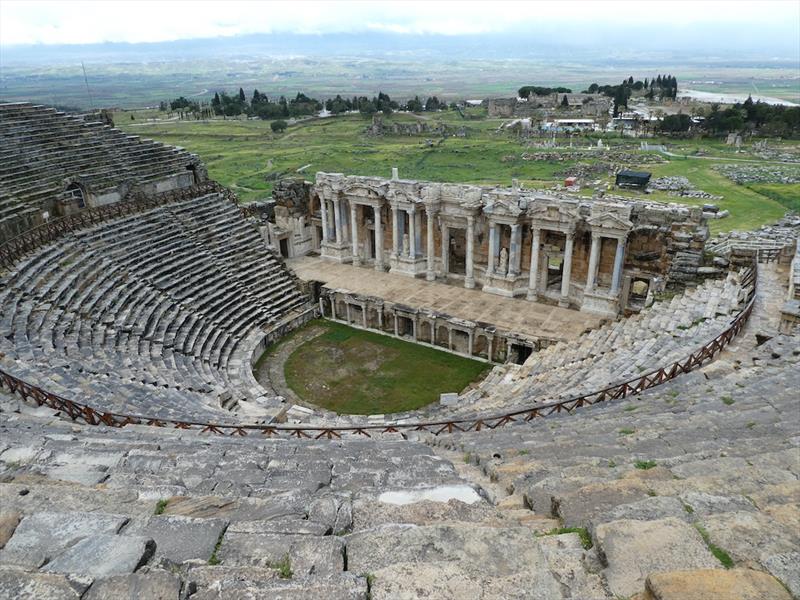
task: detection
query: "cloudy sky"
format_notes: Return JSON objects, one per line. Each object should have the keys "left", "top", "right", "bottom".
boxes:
{"left": 1, "top": 0, "right": 798, "bottom": 46}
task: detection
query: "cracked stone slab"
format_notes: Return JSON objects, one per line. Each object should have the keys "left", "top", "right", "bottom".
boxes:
{"left": 0, "top": 566, "right": 92, "bottom": 599}
{"left": 346, "top": 524, "right": 552, "bottom": 577}
{"left": 216, "top": 532, "right": 344, "bottom": 576}
{"left": 368, "top": 562, "right": 562, "bottom": 600}
{"left": 0, "top": 511, "right": 128, "bottom": 569}
{"left": 702, "top": 509, "right": 800, "bottom": 565}
{"left": 644, "top": 568, "right": 792, "bottom": 600}
{"left": 594, "top": 517, "right": 719, "bottom": 598}
{"left": 190, "top": 572, "right": 369, "bottom": 600}
{"left": 123, "top": 514, "right": 228, "bottom": 565}
{"left": 42, "top": 534, "right": 155, "bottom": 578}
{"left": 83, "top": 570, "right": 182, "bottom": 600}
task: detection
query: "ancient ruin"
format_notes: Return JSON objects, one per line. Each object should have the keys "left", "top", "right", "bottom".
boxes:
{"left": 269, "top": 171, "right": 710, "bottom": 320}
{"left": 1, "top": 103, "right": 798, "bottom": 600}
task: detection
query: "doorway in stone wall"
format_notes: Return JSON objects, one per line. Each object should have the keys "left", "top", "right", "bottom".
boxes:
{"left": 448, "top": 229, "right": 467, "bottom": 275}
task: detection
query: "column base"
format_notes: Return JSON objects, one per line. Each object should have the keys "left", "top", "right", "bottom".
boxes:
{"left": 426, "top": 271, "right": 436, "bottom": 282}
{"left": 374, "top": 261, "right": 385, "bottom": 272}
{"left": 352, "top": 256, "right": 362, "bottom": 267}
{"left": 483, "top": 272, "right": 527, "bottom": 297}
{"left": 389, "top": 255, "right": 427, "bottom": 278}
{"left": 581, "top": 290, "right": 621, "bottom": 317}
{"left": 464, "top": 277, "right": 475, "bottom": 289}
{"left": 526, "top": 290, "right": 539, "bottom": 301}
{"left": 558, "top": 298, "right": 570, "bottom": 308}
{"left": 321, "top": 241, "right": 353, "bottom": 263}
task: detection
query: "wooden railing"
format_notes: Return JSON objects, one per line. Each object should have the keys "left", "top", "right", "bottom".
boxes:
{"left": 0, "top": 265, "right": 758, "bottom": 439}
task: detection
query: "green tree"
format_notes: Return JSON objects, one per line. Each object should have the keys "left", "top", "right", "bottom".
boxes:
{"left": 271, "top": 119, "right": 288, "bottom": 133}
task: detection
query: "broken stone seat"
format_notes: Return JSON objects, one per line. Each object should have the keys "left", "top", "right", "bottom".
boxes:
{"left": 432, "top": 272, "right": 748, "bottom": 420}
{"left": 0, "top": 403, "right": 492, "bottom": 599}
{"left": 433, "top": 335, "right": 800, "bottom": 598}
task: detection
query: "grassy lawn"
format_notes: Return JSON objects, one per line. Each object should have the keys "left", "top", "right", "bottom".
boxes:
{"left": 282, "top": 320, "right": 489, "bottom": 414}
{"left": 114, "top": 110, "right": 795, "bottom": 233}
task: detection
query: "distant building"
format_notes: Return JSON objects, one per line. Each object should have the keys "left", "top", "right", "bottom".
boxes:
{"left": 615, "top": 170, "right": 652, "bottom": 189}
{"left": 541, "top": 118, "right": 598, "bottom": 132}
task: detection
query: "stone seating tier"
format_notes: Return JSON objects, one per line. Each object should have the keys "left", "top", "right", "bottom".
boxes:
{"left": 0, "top": 193, "right": 310, "bottom": 422}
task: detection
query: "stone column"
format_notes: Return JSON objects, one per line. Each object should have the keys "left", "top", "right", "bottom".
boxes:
{"left": 509, "top": 223, "right": 522, "bottom": 276}
{"left": 465, "top": 215, "right": 475, "bottom": 289}
{"left": 362, "top": 304, "right": 368, "bottom": 328}
{"left": 319, "top": 297, "right": 325, "bottom": 317}
{"left": 487, "top": 336, "right": 494, "bottom": 362}
{"left": 374, "top": 205, "right": 384, "bottom": 271}
{"left": 330, "top": 297, "right": 337, "bottom": 320}
{"left": 340, "top": 202, "right": 350, "bottom": 242}
{"left": 350, "top": 203, "right": 360, "bottom": 266}
{"left": 560, "top": 232, "right": 574, "bottom": 304}
{"left": 391, "top": 206, "right": 400, "bottom": 258}
{"left": 448, "top": 327, "right": 453, "bottom": 350}
{"left": 333, "top": 197, "right": 342, "bottom": 245}
{"left": 412, "top": 317, "right": 418, "bottom": 341}
{"left": 345, "top": 302, "right": 351, "bottom": 324}
{"left": 440, "top": 223, "right": 450, "bottom": 276}
{"left": 426, "top": 210, "right": 436, "bottom": 281}
{"left": 468, "top": 331, "right": 474, "bottom": 356}
{"left": 393, "top": 313, "right": 399, "bottom": 336}
{"left": 377, "top": 305, "right": 384, "bottom": 329}
{"left": 487, "top": 222, "right": 497, "bottom": 275}
{"left": 320, "top": 197, "right": 329, "bottom": 243}
{"left": 527, "top": 227, "right": 541, "bottom": 300}
{"left": 585, "top": 233, "right": 601, "bottom": 293}
{"left": 611, "top": 237, "right": 626, "bottom": 296}
{"left": 407, "top": 209, "right": 417, "bottom": 259}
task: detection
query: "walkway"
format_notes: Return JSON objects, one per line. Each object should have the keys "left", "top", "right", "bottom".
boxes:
{"left": 288, "top": 256, "right": 604, "bottom": 341}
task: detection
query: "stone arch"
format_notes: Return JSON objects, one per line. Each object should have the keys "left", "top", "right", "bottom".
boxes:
{"left": 64, "top": 181, "right": 87, "bottom": 209}
{"left": 473, "top": 334, "right": 489, "bottom": 359}
{"left": 419, "top": 320, "right": 433, "bottom": 344}
{"left": 435, "top": 325, "right": 450, "bottom": 348}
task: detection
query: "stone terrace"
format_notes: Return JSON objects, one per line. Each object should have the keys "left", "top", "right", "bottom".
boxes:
{"left": 0, "top": 103, "right": 203, "bottom": 242}
{"left": 0, "top": 193, "right": 310, "bottom": 422}
{"left": 290, "top": 255, "right": 603, "bottom": 341}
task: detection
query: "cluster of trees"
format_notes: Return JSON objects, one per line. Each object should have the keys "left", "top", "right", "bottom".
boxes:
{"left": 163, "top": 88, "right": 451, "bottom": 121}
{"left": 518, "top": 85, "right": 573, "bottom": 98}
{"left": 704, "top": 98, "right": 800, "bottom": 136}
{"left": 324, "top": 92, "right": 446, "bottom": 115}
{"left": 209, "top": 89, "right": 322, "bottom": 119}
{"left": 582, "top": 75, "right": 679, "bottom": 116}
{"left": 655, "top": 97, "right": 800, "bottom": 137}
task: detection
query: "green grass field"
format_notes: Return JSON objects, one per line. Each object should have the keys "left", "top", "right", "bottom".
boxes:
{"left": 282, "top": 320, "right": 489, "bottom": 414}
{"left": 114, "top": 109, "right": 796, "bottom": 233}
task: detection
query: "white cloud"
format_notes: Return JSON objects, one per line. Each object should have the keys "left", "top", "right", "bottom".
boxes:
{"left": 0, "top": 0, "right": 797, "bottom": 46}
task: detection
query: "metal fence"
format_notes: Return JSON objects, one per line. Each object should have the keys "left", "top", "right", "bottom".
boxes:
{"left": 0, "top": 264, "right": 757, "bottom": 439}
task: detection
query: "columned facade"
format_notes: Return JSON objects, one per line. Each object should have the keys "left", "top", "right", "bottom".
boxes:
{"left": 317, "top": 172, "right": 662, "bottom": 317}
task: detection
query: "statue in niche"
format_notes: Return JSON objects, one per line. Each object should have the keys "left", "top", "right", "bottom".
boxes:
{"left": 402, "top": 233, "right": 410, "bottom": 257}
{"left": 499, "top": 247, "right": 508, "bottom": 275}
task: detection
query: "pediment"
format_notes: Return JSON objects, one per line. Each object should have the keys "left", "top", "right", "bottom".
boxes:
{"left": 586, "top": 212, "right": 634, "bottom": 231}
{"left": 484, "top": 194, "right": 523, "bottom": 217}
{"left": 342, "top": 183, "right": 387, "bottom": 199}
{"left": 528, "top": 201, "right": 580, "bottom": 223}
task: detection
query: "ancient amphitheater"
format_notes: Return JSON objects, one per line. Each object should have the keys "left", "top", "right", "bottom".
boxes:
{"left": 0, "top": 103, "right": 798, "bottom": 599}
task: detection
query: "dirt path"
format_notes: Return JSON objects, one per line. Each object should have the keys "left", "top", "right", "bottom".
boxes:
{"left": 253, "top": 324, "right": 327, "bottom": 407}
